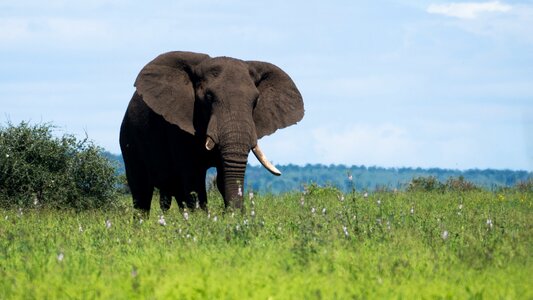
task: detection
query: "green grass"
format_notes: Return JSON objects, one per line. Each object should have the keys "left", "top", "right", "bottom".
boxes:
{"left": 1, "top": 188, "right": 531, "bottom": 299}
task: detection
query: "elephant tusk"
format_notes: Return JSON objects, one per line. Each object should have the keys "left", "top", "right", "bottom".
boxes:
{"left": 205, "top": 136, "right": 216, "bottom": 150}
{"left": 252, "top": 144, "right": 281, "bottom": 176}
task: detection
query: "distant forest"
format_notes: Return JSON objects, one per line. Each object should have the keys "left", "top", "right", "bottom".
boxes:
{"left": 103, "top": 152, "right": 532, "bottom": 194}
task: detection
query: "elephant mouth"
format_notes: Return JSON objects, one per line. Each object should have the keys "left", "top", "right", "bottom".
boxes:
{"left": 204, "top": 136, "right": 281, "bottom": 176}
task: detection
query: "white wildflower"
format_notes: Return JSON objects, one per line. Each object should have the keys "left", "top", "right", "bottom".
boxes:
{"left": 183, "top": 211, "right": 189, "bottom": 221}
{"left": 249, "top": 192, "right": 254, "bottom": 200}
{"left": 213, "top": 216, "right": 218, "bottom": 222}
{"left": 105, "top": 219, "right": 112, "bottom": 229}
{"left": 348, "top": 174, "right": 353, "bottom": 181}
{"left": 377, "top": 199, "right": 381, "bottom": 206}
{"left": 338, "top": 194, "right": 345, "bottom": 202}
{"left": 238, "top": 186, "right": 243, "bottom": 197}
{"left": 441, "top": 230, "right": 449, "bottom": 240}
{"left": 363, "top": 192, "right": 368, "bottom": 198}
{"left": 243, "top": 219, "right": 249, "bottom": 226}
{"left": 251, "top": 210, "right": 255, "bottom": 218}
{"left": 78, "top": 225, "right": 83, "bottom": 232}
{"left": 5, "top": 154, "right": 9, "bottom": 158}
{"left": 342, "top": 226, "right": 349, "bottom": 237}
{"left": 322, "top": 208, "right": 326, "bottom": 215}
{"left": 459, "top": 204, "right": 463, "bottom": 210}
{"left": 486, "top": 218, "right": 493, "bottom": 229}
{"left": 57, "top": 252, "right": 64, "bottom": 262}
{"left": 139, "top": 218, "right": 144, "bottom": 224}
{"left": 158, "top": 215, "right": 167, "bottom": 226}
{"left": 300, "top": 196, "right": 305, "bottom": 206}
{"left": 311, "top": 207, "right": 316, "bottom": 214}
{"left": 410, "top": 207, "right": 414, "bottom": 215}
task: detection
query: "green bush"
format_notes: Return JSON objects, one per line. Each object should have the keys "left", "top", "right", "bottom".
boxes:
{"left": 0, "top": 121, "right": 118, "bottom": 209}
{"left": 407, "top": 176, "right": 445, "bottom": 192}
{"left": 444, "top": 176, "right": 479, "bottom": 192}
{"left": 407, "top": 176, "right": 481, "bottom": 193}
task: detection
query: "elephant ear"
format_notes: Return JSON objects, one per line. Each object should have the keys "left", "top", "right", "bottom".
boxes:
{"left": 134, "top": 51, "right": 210, "bottom": 135}
{"left": 247, "top": 61, "right": 304, "bottom": 139}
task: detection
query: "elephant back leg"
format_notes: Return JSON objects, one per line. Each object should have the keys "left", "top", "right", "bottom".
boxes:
{"left": 124, "top": 159, "right": 154, "bottom": 219}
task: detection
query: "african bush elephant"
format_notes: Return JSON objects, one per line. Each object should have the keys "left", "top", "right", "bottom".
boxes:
{"left": 119, "top": 51, "right": 304, "bottom": 215}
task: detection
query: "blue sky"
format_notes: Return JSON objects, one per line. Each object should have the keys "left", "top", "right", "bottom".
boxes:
{"left": 1, "top": 1, "right": 532, "bottom": 170}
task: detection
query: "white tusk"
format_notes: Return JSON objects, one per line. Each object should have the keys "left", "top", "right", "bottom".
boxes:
{"left": 205, "top": 136, "right": 215, "bottom": 150}
{"left": 252, "top": 144, "right": 281, "bottom": 176}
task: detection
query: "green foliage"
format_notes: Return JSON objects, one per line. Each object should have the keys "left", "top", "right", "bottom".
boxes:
{"left": 0, "top": 188, "right": 531, "bottom": 298}
{"left": 0, "top": 121, "right": 118, "bottom": 209}
{"left": 407, "top": 176, "right": 481, "bottom": 193}
{"left": 407, "top": 176, "right": 445, "bottom": 192}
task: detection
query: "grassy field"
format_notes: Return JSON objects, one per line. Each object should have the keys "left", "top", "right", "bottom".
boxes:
{"left": 0, "top": 187, "right": 531, "bottom": 299}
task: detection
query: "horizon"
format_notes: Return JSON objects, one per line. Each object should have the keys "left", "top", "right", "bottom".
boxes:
{"left": 103, "top": 151, "right": 532, "bottom": 172}
{"left": 1, "top": 1, "right": 532, "bottom": 171}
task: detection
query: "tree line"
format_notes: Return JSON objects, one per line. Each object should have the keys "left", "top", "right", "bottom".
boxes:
{"left": 103, "top": 153, "right": 532, "bottom": 194}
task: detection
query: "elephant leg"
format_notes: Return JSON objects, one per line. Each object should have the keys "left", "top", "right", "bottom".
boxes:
{"left": 159, "top": 190, "right": 172, "bottom": 211}
{"left": 124, "top": 161, "right": 154, "bottom": 219}
{"left": 177, "top": 169, "right": 207, "bottom": 210}
{"left": 130, "top": 182, "right": 153, "bottom": 220}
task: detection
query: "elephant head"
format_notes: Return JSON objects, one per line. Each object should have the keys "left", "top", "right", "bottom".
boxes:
{"left": 134, "top": 51, "right": 304, "bottom": 208}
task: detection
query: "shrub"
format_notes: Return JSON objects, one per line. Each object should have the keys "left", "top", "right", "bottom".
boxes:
{"left": 407, "top": 176, "right": 481, "bottom": 193}
{"left": 407, "top": 176, "right": 444, "bottom": 192}
{"left": 0, "top": 121, "right": 118, "bottom": 209}
{"left": 514, "top": 178, "right": 533, "bottom": 193}
{"left": 444, "top": 176, "right": 479, "bottom": 192}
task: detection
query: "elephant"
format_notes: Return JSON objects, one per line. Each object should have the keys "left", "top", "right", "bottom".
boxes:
{"left": 119, "top": 51, "right": 304, "bottom": 216}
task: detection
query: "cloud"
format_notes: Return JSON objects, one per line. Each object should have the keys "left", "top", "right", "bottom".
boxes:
{"left": 427, "top": 1, "right": 512, "bottom": 19}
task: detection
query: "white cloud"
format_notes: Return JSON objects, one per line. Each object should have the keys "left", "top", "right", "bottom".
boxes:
{"left": 427, "top": 1, "right": 512, "bottom": 19}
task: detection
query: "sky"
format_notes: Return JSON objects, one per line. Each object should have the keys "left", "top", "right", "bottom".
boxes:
{"left": 1, "top": 0, "right": 532, "bottom": 171}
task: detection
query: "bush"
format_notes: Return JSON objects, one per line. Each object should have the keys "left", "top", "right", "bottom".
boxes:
{"left": 444, "top": 176, "right": 479, "bottom": 192}
{"left": 513, "top": 178, "right": 533, "bottom": 193}
{"left": 0, "top": 122, "right": 118, "bottom": 209}
{"left": 407, "top": 176, "right": 480, "bottom": 193}
{"left": 407, "top": 176, "right": 444, "bottom": 192}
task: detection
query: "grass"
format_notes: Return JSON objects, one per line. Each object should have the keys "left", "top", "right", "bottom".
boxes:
{"left": 0, "top": 187, "right": 531, "bottom": 299}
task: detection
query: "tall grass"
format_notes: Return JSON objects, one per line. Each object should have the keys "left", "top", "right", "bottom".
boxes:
{"left": 0, "top": 187, "right": 531, "bottom": 299}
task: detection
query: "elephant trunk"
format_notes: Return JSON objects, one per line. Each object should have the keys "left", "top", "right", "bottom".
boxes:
{"left": 217, "top": 118, "right": 255, "bottom": 210}
{"left": 219, "top": 144, "right": 248, "bottom": 210}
